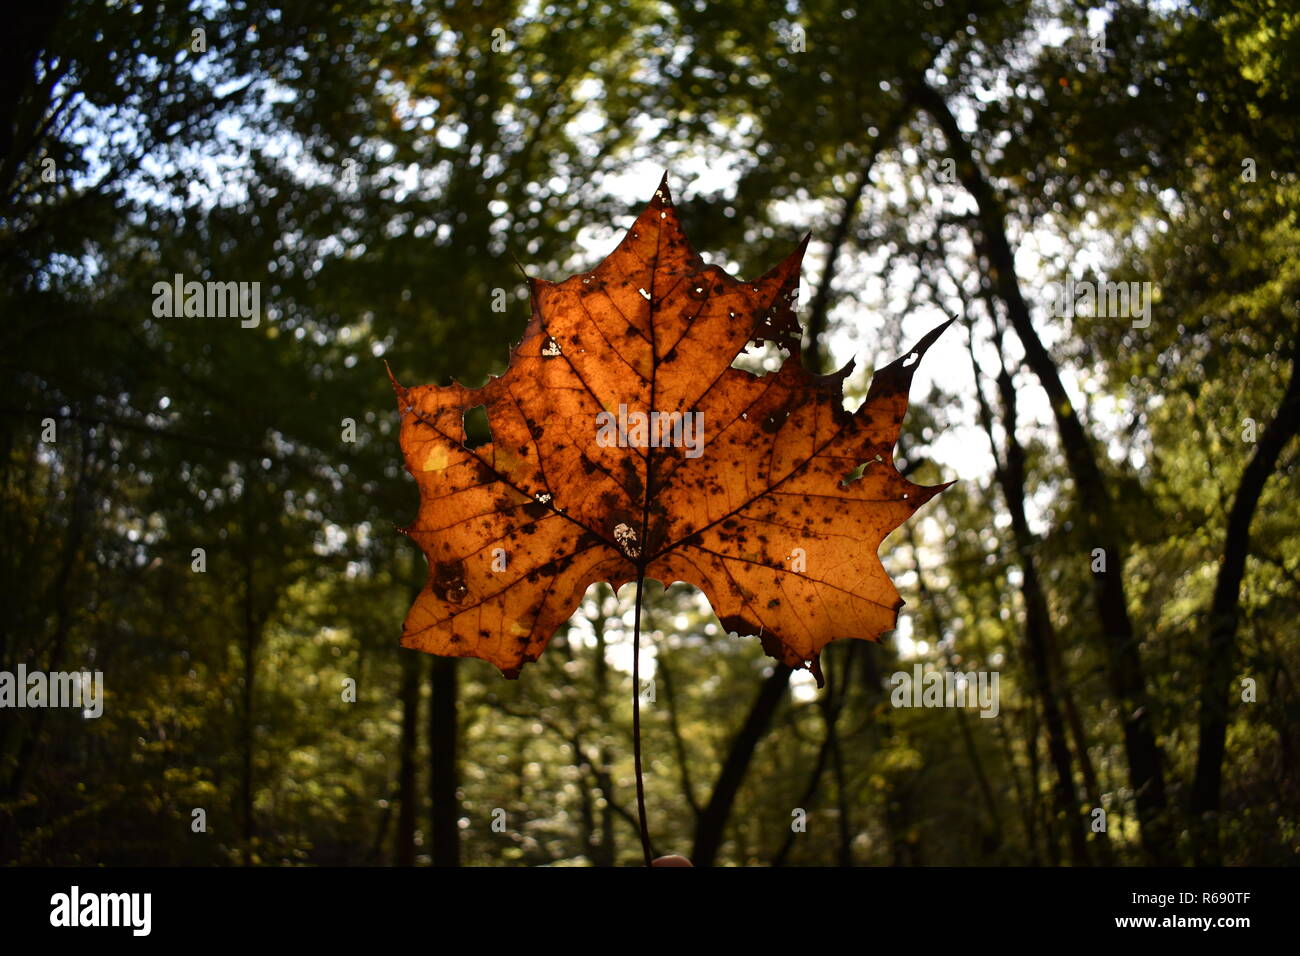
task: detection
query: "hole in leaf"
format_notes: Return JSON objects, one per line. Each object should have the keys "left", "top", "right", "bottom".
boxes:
{"left": 613, "top": 522, "right": 640, "bottom": 558}
{"left": 841, "top": 454, "right": 885, "bottom": 487}
{"left": 462, "top": 404, "right": 492, "bottom": 449}
{"left": 730, "top": 340, "right": 788, "bottom": 376}
{"left": 902, "top": 352, "right": 919, "bottom": 368}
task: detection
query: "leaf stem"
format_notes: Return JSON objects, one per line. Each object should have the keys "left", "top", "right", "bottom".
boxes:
{"left": 631, "top": 571, "right": 653, "bottom": 867}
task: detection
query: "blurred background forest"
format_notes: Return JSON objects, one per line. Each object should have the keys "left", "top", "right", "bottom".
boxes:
{"left": 2, "top": 0, "right": 1297, "bottom": 866}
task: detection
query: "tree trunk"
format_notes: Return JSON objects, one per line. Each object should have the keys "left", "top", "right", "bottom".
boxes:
{"left": 904, "top": 518, "right": 1005, "bottom": 855}
{"left": 590, "top": 586, "right": 619, "bottom": 862}
{"left": 826, "top": 644, "right": 856, "bottom": 866}
{"left": 916, "top": 81, "right": 1173, "bottom": 862}
{"left": 803, "top": 93, "right": 917, "bottom": 372}
{"left": 971, "top": 279, "right": 1113, "bottom": 863}
{"left": 428, "top": 655, "right": 461, "bottom": 867}
{"left": 395, "top": 649, "right": 421, "bottom": 866}
{"left": 1192, "top": 321, "right": 1300, "bottom": 861}
{"left": 5, "top": 424, "right": 92, "bottom": 798}
{"left": 240, "top": 472, "right": 259, "bottom": 851}
{"left": 0, "top": 3, "right": 68, "bottom": 199}
{"left": 990, "top": 361, "right": 1091, "bottom": 865}
{"left": 691, "top": 664, "right": 792, "bottom": 866}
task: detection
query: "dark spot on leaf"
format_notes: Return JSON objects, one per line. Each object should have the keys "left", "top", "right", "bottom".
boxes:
{"left": 761, "top": 408, "right": 789, "bottom": 433}
{"left": 719, "top": 614, "right": 757, "bottom": 637}
{"left": 620, "top": 456, "right": 643, "bottom": 498}
{"left": 432, "top": 559, "right": 468, "bottom": 603}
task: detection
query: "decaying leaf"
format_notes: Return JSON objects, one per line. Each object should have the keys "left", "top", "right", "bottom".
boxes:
{"left": 391, "top": 175, "right": 952, "bottom": 685}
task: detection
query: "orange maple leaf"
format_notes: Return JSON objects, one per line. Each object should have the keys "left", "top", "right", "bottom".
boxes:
{"left": 391, "top": 175, "right": 952, "bottom": 684}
